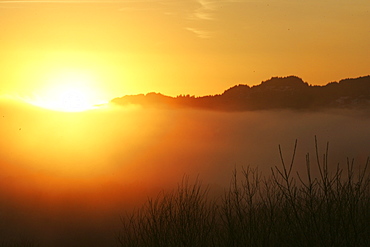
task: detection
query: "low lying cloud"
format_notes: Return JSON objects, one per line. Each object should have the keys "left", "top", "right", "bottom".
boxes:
{"left": 0, "top": 99, "right": 369, "bottom": 246}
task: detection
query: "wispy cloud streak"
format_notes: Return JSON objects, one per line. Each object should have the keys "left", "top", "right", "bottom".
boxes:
{"left": 186, "top": 0, "right": 248, "bottom": 38}
{"left": 189, "top": 0, "right": 218, "bottom": 21}
{"left": 185, "top": 27, "right": 213, "bottom": 39}
{"left": 190, "top": 0, "right": 248, "bottom": 21}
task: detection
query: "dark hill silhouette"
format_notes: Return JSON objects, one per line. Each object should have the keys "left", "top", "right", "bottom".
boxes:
{"left": 111, "top": 75, "right": 370, "bottom": 111}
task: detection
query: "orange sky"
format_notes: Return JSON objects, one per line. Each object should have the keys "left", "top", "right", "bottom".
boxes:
{"left": 1, "top": 2, "right": 369, "bottom": 244}
{"left": 1, "top": 0, "right": 370, "bottom": 102}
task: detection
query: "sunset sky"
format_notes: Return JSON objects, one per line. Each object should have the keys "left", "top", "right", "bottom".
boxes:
{"left": 1, "top": 0, "right": 370, "bottom": 106}
{"left": 1, "top": 1, "right": 370, "bottom": 245}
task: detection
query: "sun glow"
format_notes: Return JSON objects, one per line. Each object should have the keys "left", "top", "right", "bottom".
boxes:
{"left": 28, "top": 70, "right": 106, "bottom": 112}
{"left": 33, "top": 85, "right": 96, "bottom": 112}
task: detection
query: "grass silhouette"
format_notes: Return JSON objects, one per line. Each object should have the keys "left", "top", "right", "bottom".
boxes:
{"left": 117, "top": 137, "right": 370, "bottom": 246}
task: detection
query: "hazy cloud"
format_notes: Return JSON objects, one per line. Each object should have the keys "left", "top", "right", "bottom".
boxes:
{"left": 186, "top": 0, "right": 249, "bottom": 38}
{"left": 185, "top": 27, "right": 213, "bottom": 39}
{"left": 189, "top": 0, "right": 250, "bottom": 21}
{"left": 189, "top": 0, "right": 220, "bottom": 21}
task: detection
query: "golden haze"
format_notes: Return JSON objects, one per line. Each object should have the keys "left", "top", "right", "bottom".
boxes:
{"left": 1, "top": 1, "right": 370, "bottom": 100}
{"left": 0, "top": 1, "right": 369, "bottom": 245}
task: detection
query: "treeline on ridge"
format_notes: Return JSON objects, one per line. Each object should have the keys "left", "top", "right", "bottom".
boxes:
{"left": 111, "top": 75, "right": 370, "bottom": 111}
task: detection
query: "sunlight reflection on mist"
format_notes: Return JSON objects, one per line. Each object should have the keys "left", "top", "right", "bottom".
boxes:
{"left": 0, "top": 99, "right": 369, "bottom": 246}
{"left": 1, "top": 98, "right": 369, "bottom": 181}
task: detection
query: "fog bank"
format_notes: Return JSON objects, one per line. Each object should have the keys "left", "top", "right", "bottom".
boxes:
{"left": 0, "top": 100, "right": 369, "bottom": 246}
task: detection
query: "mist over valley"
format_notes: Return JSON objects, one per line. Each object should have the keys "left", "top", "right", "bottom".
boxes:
{"left": 0, "top": 77, "right": 369, "bottom": 245}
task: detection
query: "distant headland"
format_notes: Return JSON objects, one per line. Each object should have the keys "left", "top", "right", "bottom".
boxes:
{"left": 111, "top": 76, "right": 370, "bottom": 111}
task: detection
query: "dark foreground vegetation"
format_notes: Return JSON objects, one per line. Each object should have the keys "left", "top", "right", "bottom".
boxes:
{"left": 117, "top": 138, "right": 370, "bottom": 247}
{"left": 1, "top": 138, "right": 368, "bottom": 246}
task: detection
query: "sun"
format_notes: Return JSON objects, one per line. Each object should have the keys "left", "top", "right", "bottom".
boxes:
{"left": 28, "top": 70, "right": 106, "bottom": 112}
{"left": 40, "top": 85, "right": 95, "bottom": 112}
